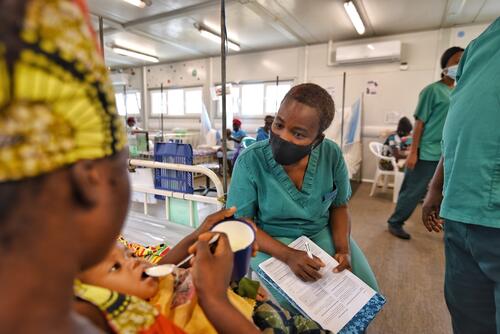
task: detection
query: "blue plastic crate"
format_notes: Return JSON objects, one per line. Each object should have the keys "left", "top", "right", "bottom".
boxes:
{"left": 154, "top": 142, "right": 194, "bottom": 199}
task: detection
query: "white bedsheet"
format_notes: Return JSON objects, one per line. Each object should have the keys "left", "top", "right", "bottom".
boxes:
{"left": 122, "top": 211, "right": 194, "bottom": 246}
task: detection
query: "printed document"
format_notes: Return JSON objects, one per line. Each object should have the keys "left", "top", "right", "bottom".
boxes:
{"left": 259, "top": 236, "right": 376, "bottom": 333}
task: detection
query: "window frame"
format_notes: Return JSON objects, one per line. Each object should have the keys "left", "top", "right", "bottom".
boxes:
{"left": 115, "top": 90, "right": 142, "bottom": 116}
{"left": 148, "top": 85, "right": 204, "bottom": 118}
{"left": 215, "top": 79, "right": 294, "bottom": 119}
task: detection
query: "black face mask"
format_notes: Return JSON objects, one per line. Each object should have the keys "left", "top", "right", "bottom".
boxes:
{"left": 270, "top": 131, "right": 322, "bottom": 166}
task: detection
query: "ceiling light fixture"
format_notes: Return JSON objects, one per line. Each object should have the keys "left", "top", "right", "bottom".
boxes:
{"left": 197, "top": 26, "right": 241, "bottom": 52}
{"left": 112, "top": 45, "right": 159, "bottom": 63}
{"left": 344, "top": 1, "right": 365, "bottom": 35}
{"left": 122, "top": 0, "right": 152, "bottom": 8}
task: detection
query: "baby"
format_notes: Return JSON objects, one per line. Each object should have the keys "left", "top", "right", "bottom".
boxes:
{"left": 78, "top": 242, "right": 264, "bottom": 334}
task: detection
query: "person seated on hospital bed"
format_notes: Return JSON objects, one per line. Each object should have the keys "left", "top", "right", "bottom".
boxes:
{"left": 77, "top": 208, "right": 328, "bottom": 334}
{"left": 256, "top": 115, "right": 275, "bottom": 141}
{"left": 230, "top": 118, "right": 247, "bottom": 146}
{"left": 126, "top": 116, "right": 143, "bottom": 133}
{"left": 381, "top": 116, "right": 413, "bottom": 170}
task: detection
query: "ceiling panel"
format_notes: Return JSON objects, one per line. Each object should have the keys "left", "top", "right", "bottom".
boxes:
{"left": 87, "top": 0, "right": 207, "bottom": 23}
{"left": 442, "top": 0, "right": 487, "bottom": 26}
{"left": 361, "top": 0, "right": 446, "bottom": 35}
{"left": 88, "top": 0, "right": 499, "bottom": 68}
{"left": 274, "top": 0, "right": 369, "bottom": 43}
{"left": 103, "top": 30, "right": 190, "bottom": 66}
{"left": 138, "top": 2, "right": 297, "bottom": 55}
{"left": 475, "top": 0, "right": 500, "bottom": 23}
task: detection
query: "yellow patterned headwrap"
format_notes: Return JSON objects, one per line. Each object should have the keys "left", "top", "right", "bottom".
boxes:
{"left": 0, "top": 0, "right": 126, "bottom": 182}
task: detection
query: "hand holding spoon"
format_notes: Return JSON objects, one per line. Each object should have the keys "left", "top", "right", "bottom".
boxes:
{"left": 145, "top": 234, "right": 220, "bottom": 278}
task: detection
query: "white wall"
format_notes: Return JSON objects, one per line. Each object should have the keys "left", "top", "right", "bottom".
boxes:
{"left": 125, "top": 22, "right": 490, "bottom": 180}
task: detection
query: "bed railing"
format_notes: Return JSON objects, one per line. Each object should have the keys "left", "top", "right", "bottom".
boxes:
{"left": 128, "top": 159, "right": 224, "bottom": 227}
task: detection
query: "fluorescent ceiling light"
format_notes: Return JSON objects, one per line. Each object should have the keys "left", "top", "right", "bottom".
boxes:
{"left": 112, "top": 45, "right": 159, "bottom": 63}
{"left": 198, "top": 27, "right": 241, "bottom": 52}
{"left": 367, "top": 44, "right": 375, "bottom": 50}
{"left": 122, "top": 0, "right": 146, "bottom": 8}
{"left": 344, "top": 1, "right": 365, "bottom": 35}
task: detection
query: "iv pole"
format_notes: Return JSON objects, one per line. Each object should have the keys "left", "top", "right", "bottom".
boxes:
{"left": 220, "top": 0, "right": 228, "bottom": 197}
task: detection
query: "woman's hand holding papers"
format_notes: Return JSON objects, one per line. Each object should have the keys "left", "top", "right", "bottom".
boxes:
{"left": 333, "top": 252, "right": 352, "bottom": 273}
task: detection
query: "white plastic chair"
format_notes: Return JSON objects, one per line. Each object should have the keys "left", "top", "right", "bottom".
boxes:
{"left": 368, "top": 142, "right": 403, "bottom": 202}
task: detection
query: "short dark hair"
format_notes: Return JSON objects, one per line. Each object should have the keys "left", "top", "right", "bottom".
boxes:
{"left": 264, "top": 115, "right": 275, "bottom": 122}
{"left": 440, "top": 46, "right": 464, "bottom": 69}
{"left": 282, "top": 83, "right": 335, "bottom": 133}
{"left": 397, "top": 117, "right": 413, "bottom": 136}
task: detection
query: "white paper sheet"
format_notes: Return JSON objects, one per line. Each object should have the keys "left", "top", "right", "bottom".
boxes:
{"left": 259, "top": 236, "right": 376, "bottom": 333}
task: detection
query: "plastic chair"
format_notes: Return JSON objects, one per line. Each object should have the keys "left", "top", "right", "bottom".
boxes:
{"left": 368, "top": 142, "right": 402, "bottom": 202}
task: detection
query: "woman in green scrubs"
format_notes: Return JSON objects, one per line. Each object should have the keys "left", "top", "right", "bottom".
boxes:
{"left": 227, "top": 83, "right": 378, "bottom": 294}
{"left": 386, "top": 46, "right": 464, "bottom": 240}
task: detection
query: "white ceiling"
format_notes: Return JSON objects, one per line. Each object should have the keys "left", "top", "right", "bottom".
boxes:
{"left": 87, "top": 0, "right": 500, "bottom": 67}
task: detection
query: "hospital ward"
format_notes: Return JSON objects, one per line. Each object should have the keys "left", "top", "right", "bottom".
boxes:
{"left": 1, "top": 0, "right": 500, "bottom": 333}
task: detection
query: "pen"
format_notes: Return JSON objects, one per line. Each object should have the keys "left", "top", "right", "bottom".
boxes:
{"left": 305, "top": 241, "right": 313, "bottom": 259}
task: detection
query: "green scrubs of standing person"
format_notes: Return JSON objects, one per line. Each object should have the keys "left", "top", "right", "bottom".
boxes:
{"left": 422, "top": 18, "right": 500, "bottom": 334}
{"left": 386, "top": 46, "right": 464, "bottom": 240}
{"left": 227, "top": 84, "right": 379, "bottom": 303}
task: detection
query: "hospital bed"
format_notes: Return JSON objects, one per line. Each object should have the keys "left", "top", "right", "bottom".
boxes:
{"left": 324, "top": 98, "right": 363, "bottom": 180}
{"left": 122, "top": 211, "right": 195, "bottom": 246}
{"left": 123, "top": 159, "right": 224, "bottom": 245}
{"left": 129, "top": 159, "right": 223, "bottom": 224}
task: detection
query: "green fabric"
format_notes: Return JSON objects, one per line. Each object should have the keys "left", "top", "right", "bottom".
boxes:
{"left": 236, "top": 278, "right": 261, "bottom": 299}
{"left": 227, "top": 139, "right": 351, "bottom": 237}
{"left": 413, "top": 81, "right": 452, "bottom": 161}
{"left": 227, "top": 139, "right": 379, "bottom": 293}
{"left": 444, "top": 219, "right": 500, "bottom": 333}
{"left": 253, "top": 300, "right": 328, "bottom": 334}
{"left": 441, "top": 18, "right": 500, "bottom": 228}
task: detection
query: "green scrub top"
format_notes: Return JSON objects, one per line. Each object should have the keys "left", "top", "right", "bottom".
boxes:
{"left": 441, "top": 18, "right": 500, "bottom": 228}
{"left": 414, "top": 81, "right": 453, "bottom": 161}
{"left": 227, "top": 139, "right": 351, "bottom": 238}
{"left": 227, "top": 139, "right": 379, "bottom": 292}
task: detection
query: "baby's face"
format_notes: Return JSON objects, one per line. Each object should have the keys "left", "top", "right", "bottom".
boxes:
{"left": 79, "top": 244, "right": 160, "bottom": 300}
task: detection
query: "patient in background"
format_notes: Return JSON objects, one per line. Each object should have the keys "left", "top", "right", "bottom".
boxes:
{"left": 381, "top": 117, "right": 413, "bottom": 170}
{"left": 78, "top": 242, "right": 261, "bottom": 334}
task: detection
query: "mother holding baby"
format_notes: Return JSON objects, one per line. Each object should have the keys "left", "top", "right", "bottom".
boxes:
{"left": 227, "top": 84, "right": 379, "bottom": 300}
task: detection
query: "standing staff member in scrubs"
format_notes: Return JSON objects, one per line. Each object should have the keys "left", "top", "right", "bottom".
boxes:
{"left": 227, "top": 84, "right": 378, "bottom": 299}
{"left": 386, "top": 46, "right": 464, "bottom": 240}
{"left": 422, "top": 19, "right": 500, "bottom": 334}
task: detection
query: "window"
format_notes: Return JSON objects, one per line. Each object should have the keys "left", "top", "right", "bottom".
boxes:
{"left": 167, "top": 89, "right": 184, "bottom": 116}
{"left": 216, "top": 85, "right": 240, "bottom": 117}
{"left": 150, "top": 86, "right": 203, "bottom": 116}
{"left": 216, "top": 80, "right": 293, "bottom": 117}
{"left": 115, "top": 92, "right": 141, "bottom": 116}
{"left": 185, "top": 88, "right": 203, "bottom": 114}
{"left": 241, "top": 84, "right": 265, "bottom": 116}
{"left": 265, "top": 82, "right": 291, "bottom": 114}
{"left": 150, "top": 90, "right": 166, "bottom": 115}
